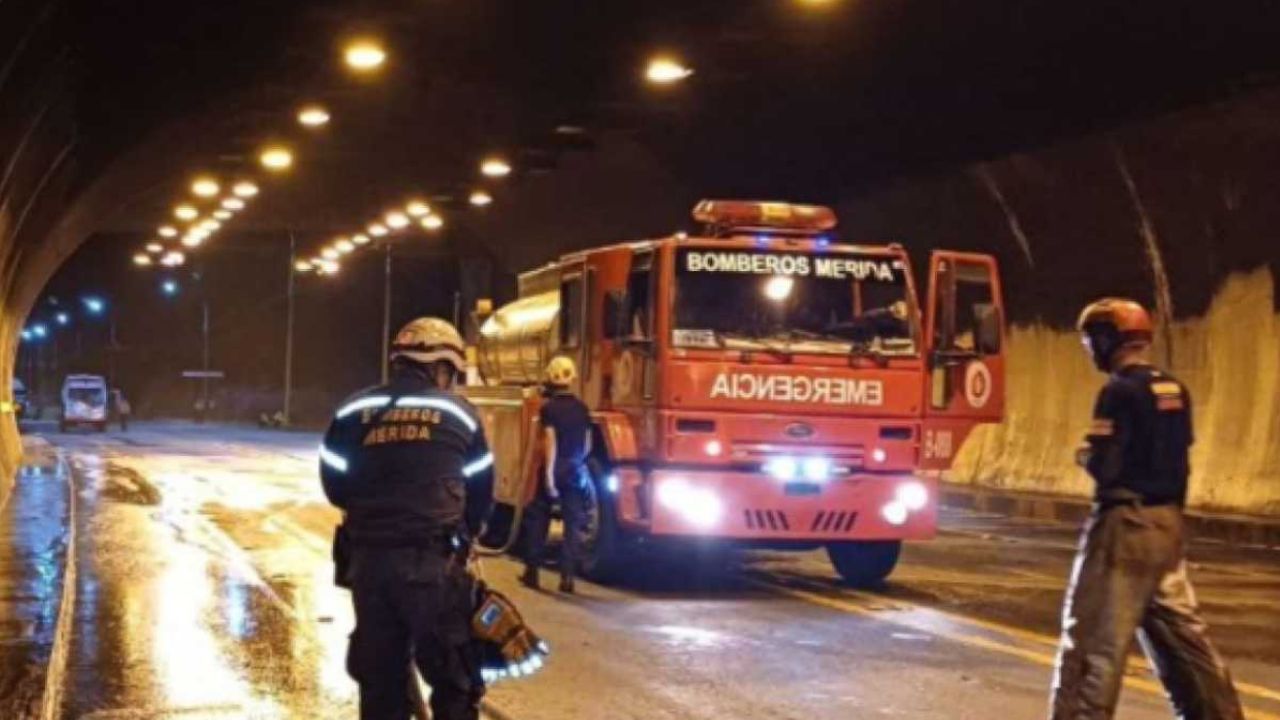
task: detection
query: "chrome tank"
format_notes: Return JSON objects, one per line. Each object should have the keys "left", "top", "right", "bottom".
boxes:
{"left": 476, "top": 290, "right": 560, "bottom": 386}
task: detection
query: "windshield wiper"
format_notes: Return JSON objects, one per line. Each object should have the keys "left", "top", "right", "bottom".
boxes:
{"left": 718, "top": 331, "right": 793, "bottom": 362}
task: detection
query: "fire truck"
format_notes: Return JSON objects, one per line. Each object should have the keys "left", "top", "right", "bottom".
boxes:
{"left": 467, "top": 200, "right": 1005, "bottom": 586}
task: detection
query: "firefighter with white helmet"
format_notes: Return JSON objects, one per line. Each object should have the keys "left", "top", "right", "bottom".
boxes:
{"left": 1049, "top": 298, "right": 1243, "bottom": 720}
{"left": 320, "top": 316, "right": 495, "bottom": 720}
{"left": 520, "top": 355, "right": 593, "bottom": 594}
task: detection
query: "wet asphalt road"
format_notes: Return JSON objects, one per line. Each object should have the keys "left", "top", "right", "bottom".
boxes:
{"left": 8, "top": 420, "right": 1280, "bottom": 719}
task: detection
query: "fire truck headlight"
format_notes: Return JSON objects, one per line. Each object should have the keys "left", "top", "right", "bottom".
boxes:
{"left": 801, "top": 457, "right": 832, "bottom": 482}
{"left": 896, "top": 481, "right": 929, "bottom": 511}
{"left": 764, "top": 457, "right": 798, "bottom": 481}
{"left": 704, "top": 440, "right": 723, "bottom": 457}
{"left": 871, "top": 447, "right": 888, "bottom": 464}
{"left": 881, "top": 500, "right": 909, "bottom": 526}
{"left": 657, "top": 479, "right": 724, "bottom": 529}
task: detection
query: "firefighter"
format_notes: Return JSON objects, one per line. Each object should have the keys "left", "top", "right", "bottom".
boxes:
{"left": 1049, "top": 298, "right": 1243, "bottom": 720}
{"left": 320, "top": 317, "right": 495, "bottom": 720}
{"left": 519, "top": 356, "right": 592, "bottom": 594}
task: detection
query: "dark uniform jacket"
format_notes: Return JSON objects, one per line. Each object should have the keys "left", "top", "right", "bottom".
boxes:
{"left": 1084, "top": 363, "right": 1193, "bottom": 507}
{"left": 539, "top": 391, "right": 591, "bottom": 480}
{"left": 320, "top": 371, "right": 495, "bottom": 548}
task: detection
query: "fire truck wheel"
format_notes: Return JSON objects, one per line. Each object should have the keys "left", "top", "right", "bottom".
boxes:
{"left": 826, "top": 540, "right": 902, "bottom": 588}
{"left": 580, "top": 459, "right": 629, "bottom": 583}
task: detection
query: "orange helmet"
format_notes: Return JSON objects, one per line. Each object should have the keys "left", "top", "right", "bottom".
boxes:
{"left": 1076, "top": 298, "right": 1153, "bottom": 371}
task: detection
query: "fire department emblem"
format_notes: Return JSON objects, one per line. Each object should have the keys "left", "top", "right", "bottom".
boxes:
{"left": 965, "top": 361, "right": 993, "bottom": 409}
{"left": 785, "top": 422, "right": 815, "bottom": 439}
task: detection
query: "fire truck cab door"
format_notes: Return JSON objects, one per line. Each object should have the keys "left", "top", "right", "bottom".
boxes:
{"left": 921, "top": 251, "right": 1005, "bottom": 468}
{"left": 557, "top": 264, "right": 590, "bottom": 398}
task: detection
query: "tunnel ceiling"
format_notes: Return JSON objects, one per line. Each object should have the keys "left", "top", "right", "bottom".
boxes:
{"left": 64, "top": 0, "right": 1280, "bottom": 244}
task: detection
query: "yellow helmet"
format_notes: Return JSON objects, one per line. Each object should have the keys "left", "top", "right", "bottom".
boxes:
{"left": 545, "top": 356, "right": 577, "bottom": 387}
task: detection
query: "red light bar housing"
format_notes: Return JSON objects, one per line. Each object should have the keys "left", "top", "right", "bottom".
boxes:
{"left": 691, "top": 200, "right": 838, "bottom": 236}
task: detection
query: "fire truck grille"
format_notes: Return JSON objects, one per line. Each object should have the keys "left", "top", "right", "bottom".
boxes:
{"left": 811, "top": 510, "right": 859, "bottom": 534}
{"left": 743, "top": 509, "right": 791, "bottom": 532}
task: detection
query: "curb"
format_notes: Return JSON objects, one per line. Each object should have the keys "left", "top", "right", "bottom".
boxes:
{"left": 940, "top": 483, "right": 1280, "bottom": 548}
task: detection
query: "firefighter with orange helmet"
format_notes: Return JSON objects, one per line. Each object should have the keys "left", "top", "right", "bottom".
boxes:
{"left": 1049, "top": 298, "right": 1243, "bottom": 720}
{"left": 519, "top": 356, "right": 593, "bottom": 594}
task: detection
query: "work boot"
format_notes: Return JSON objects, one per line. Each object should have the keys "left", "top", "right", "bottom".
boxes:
{"left": 519, "top": 566, "right": 540, "bottom": 590}
{"left": 558, "top": 576, "right": 575, "bottom": 594}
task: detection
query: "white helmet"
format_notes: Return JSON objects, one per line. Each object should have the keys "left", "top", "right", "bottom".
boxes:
{"left": 390, "top": 317, "right": 466, "bottom": 372}
{"left": 545, "top": 355, "right": 577, "bottom": 387}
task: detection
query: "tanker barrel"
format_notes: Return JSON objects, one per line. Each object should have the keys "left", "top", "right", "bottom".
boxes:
{"left": 476, "top": 290, "right": 561, "bottom": 386}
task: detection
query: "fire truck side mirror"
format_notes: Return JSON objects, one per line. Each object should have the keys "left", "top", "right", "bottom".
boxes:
{"left": 603, "top": 290, "right": 629, "bottom": 340}
{"left": 975, "top": 303, "right": 1001, "bottom": 355}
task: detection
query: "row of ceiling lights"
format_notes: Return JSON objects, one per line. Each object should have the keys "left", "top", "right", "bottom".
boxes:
{"left": 130, "top": 27, "right": 705, "bottom": 272}
{"left": 296, "top": 156, "right": 510, "bottom": 276}
{"left": 130, "top": 37, "right": 390, "bottom": 270}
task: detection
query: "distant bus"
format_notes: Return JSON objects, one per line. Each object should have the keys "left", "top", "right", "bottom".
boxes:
{"left": 61, "top": 374, "right": 109, "bottom": 432}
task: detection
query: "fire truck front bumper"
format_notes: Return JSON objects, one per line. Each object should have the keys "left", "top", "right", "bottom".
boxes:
{"left": 628, "top": 469, "right": 938, "bottom": 541}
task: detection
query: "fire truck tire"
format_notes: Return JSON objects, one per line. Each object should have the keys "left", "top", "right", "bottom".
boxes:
{"left": 826, "top": 540, "right": 901, "bottom": 588}
{"left": 580, "top": 459, "right": 630, "bottom": 583}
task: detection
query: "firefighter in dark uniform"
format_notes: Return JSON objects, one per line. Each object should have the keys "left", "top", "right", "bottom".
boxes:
{"left": 320, "top": 317, "right": 495, "bottom": 720}
{"left": 1050, "top": 298, "right": 1243, "bottom": 720}
{"left": 519, "top": 356, "right": 592, "bottom": 594}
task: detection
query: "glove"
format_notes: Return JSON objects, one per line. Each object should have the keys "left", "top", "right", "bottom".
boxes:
{"left": 471, "top": 582, "right": 550, "bottom": 684}
{"left": 1074, "top": 443, "right": 1092, "bottom": 469}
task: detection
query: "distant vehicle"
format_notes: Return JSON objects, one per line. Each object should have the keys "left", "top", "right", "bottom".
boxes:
{"left": 13, "top": 378, "right": 28, "bottom": 419}
{"left": 61, "top": 374, "right": 109, "bottom": 432}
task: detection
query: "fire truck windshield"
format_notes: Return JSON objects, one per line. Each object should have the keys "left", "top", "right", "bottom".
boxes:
{"left": 673, "top": 248, "right": 917, "bottom": 356}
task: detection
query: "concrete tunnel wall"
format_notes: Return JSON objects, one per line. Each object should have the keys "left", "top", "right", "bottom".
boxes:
{"left": 950, "top": 268, "right": 1280, "bottom": 517}
{"left": 1, "top": 0, "right": 77, "bottom": 508}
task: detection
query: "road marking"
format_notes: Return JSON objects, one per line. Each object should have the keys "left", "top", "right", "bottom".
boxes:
{"left": 42, "top": 452, "right": 78, "bottom": 720}
{"left": 756, "top": 577, "right": 1280, "bottom": 718}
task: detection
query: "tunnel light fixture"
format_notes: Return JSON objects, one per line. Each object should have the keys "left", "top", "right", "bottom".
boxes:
{"left": 316, "top": 259, "right": 340, "bottom": 275}
{"left": 297, "top": 104, "right": 331, "bottom": 128}
{"left": 421, "top": 214, "right": 444, "bottom": 231}
{"left": 385, "top": 211, "right": 410, "bottom": 230}
{"left": 173, "top": 204, "right": 198, "bottom": 221}
{"left": 259, "top": 145, "right": 294, "bottom": 172}
{"left": 232, "top": 181, "right": 259, "bottom": 198}
{"left": 368, "top": 223, "right": 389, "bottom": 237}
{"left": 344, "top": 39, "right": 387, "bottom": 72}
{"left": 161, "top": 251, "right": 186, "bottom": 267}
{"left": 321, "top": 248, "right": 340, "bottom": 260}
{"left": 213, "top": 209, "right": 233, "bottom": 221}
{"left": 352, "top": 233, "right": 371, "bottom": 245}
{"left": 56, "top": 312, "right": 70, "bottom": 326}
{"left": 294, "top": 260, "right": 314, "bottom": 273}
{"left": 480, "top": 157, "right": 512, "bottom": 178}
{"left": 181, "top": 235, "right": 204, "bottom": 248}
{"left": 162, "top": 279, "right": 180, "bottom": 296}
{"left": 146, "top": 242, "right": 164, "bottom": 254}
{"left": 222, "top": 197, "right": 247, "bottom": 211}
{"left": 335, "top": 238, "right": 356, "bottom": 254}
{"left": 133, "top": 253, "right": 152, "bottom": 267}
{"left": 646, "top": 56, "right": 694, "bottom": 84}
{"left": 198, "top": 219, "right": 221, "bottom": 232}
{"left": 158, "top": 225, "right": 178, "bottom": 238}
{"left": 405, "top": 200, "right": 431, "bottom": 217}
{"left": 191, "top": 177, "right": 220, "bottom": 198}
{"left": 469, "top": 190, "right": 493, "bottom": 207}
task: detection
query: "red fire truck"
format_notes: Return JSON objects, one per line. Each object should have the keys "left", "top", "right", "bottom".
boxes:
{"left": 467, "top": 200, "right": 1005, "bottom": 586}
